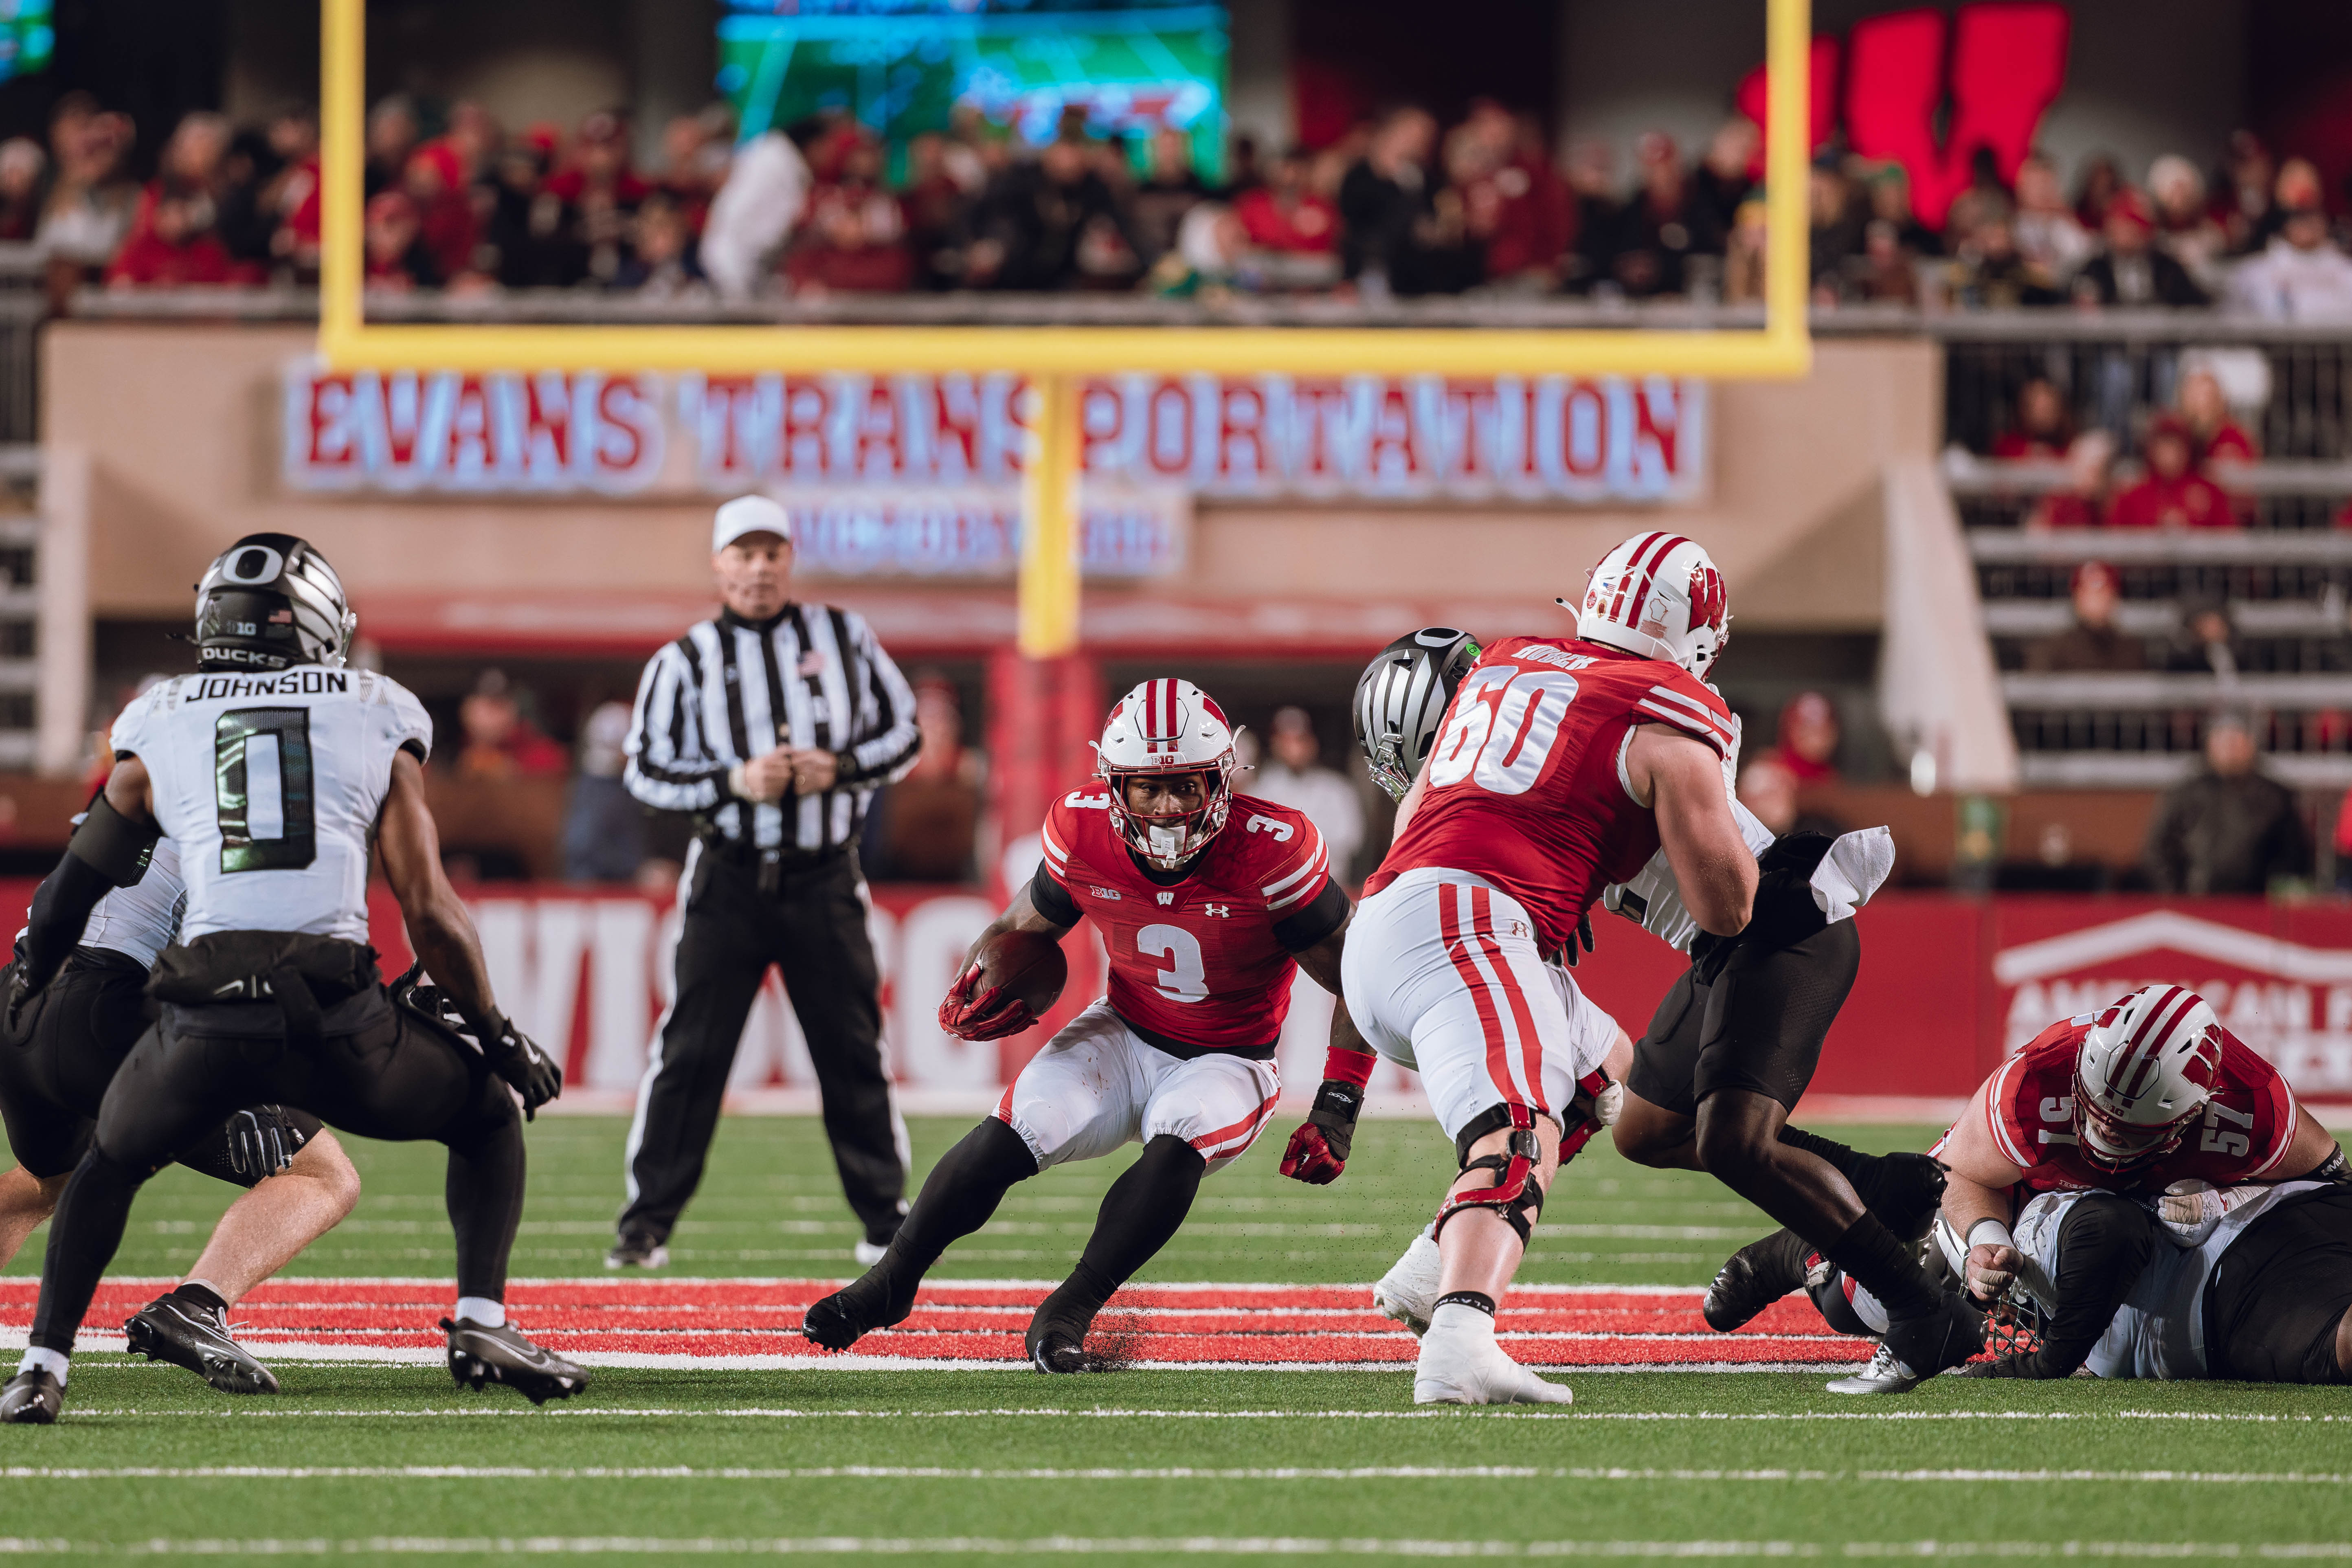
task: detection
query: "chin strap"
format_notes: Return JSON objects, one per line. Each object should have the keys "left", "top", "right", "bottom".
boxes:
{"left": 1431, "top": 1101, "right": 1546, "bottom": 1246}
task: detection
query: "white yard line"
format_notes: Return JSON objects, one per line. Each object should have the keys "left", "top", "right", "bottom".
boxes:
{"left": 0, "top": 1535, "right": 2328, "bottom": 1557}
{"left": 42, "top": 1406, "right": 2352, "bottom": 1423}
{"left": 7, "top": 1465, "right": 2352, "bottom": 1485}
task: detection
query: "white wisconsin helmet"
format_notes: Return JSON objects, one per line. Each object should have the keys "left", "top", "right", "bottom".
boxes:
{"left": 1566, "top": 531, "right": 1730, "bottom": 678}
{"left": 1095, "top": 677, "right": 1238, "bottom": 872}
{"left": 2073, "top": 985, "right": 2227, "bottom": 1173}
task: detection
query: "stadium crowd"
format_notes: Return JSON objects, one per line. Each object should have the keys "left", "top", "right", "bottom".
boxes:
{"left": 10, "top": 88, "right": 2349, "bottom": 312}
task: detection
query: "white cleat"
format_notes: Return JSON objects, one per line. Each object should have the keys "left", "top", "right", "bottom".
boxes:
{"left": 1412, "top": 1302, "right": 1572, "bottom": 1407}
{"left": 1825, "top": 1340, "right": 1923, "bottom": 1395}
{"left": 852, "top": 1239, "right": 889, "bottom": 1268}
{"left": 1373, "top": 1232, "right": 1442, "bottom": 1336}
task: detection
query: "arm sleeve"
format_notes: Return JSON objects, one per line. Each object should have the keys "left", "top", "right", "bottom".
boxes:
{"left": 1257, "top": 815, "right": 1332, "bottom": 915}
{"left": 835, "top": 614, "right": 923, "bottom": 788}
{"left": 623, "top": 642, "right": 732, "bottom": 812}
{"left": 108, "top": 682, "right": 162, "bottom": 759}
{"left": 2247, "top": 1064, "right": 2300, "bottom": 1178}
{"left": 1272, "top": 878, "right": 1350, "bottom": 953}
{"left": 1027, "top": 858, "right": 1080, "bottom": 929}
{"left": 1630, "top": 672, "right": 1738, "bottom": 760}
{"left": 378, "top": 676, "right": 434, "bottom": 764}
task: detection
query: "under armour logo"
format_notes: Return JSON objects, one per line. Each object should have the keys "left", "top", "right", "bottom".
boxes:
{"left": 1511, "top": 921, "right": 1528, "bottom": 940}
{"left": 1205, "top": 904, "right": 1231, "bottom": 918}
{"left": 1157, "top": 892, "right": 1175, "bottom": 906}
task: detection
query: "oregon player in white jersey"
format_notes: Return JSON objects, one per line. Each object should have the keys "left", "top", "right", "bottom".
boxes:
{"left": 0, "top": 829, "right": 365, "bottom": 1395}
{"left": 0, "top": 534, "right": 576, "bottom": 1424}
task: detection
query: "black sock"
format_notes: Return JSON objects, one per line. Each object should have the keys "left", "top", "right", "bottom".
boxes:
{"left": 1435, "top": 1290, "right": 1497, "bottom": 1317}
{"left": 1053, "top": 1135, "right": 1207, "bottom": 1319}
{"left": 1822, "top": 1212, "right": 1937, "bottom": 1320}
{"left": 29, "top": 1149, "right": 147, "bottom": 1354}
{"left": 1777, "top": 1125, "right": 1875, "bottom": 1183}
{"left": 170, "top": 1282, "right": 228, "bottom": 1316}
{"left": 444, "top": 1087, "right": 528, "bottom": 1304}
{"left": 881, "top": 1118, "right": 1039, "bottom": 1291}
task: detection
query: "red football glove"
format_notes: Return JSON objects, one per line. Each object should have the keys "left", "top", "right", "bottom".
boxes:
{"left": 936, "top": 962, "right": 1037, "bottom": 1041}
{"left": 1280, "top": 1045, "right": 1376, "bottom": 1184}
{"left": 1278, "top": 1117, "right": 1347, "bottom": 1184}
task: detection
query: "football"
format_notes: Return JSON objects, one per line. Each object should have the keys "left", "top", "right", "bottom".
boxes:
{"left": 975, "top": 926, "right": 1069, "bottom": 1019}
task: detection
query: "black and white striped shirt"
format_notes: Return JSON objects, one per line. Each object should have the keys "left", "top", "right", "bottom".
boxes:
{"left": 624, "top": 604, "right": 921, "bottom": 857}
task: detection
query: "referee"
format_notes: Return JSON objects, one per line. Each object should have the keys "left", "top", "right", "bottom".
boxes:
{"left": 613, "top": 495, "right": 922, "bottom": 1270}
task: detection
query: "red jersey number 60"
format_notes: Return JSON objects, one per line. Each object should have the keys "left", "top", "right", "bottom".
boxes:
{"left": 1427, "top": 669, "right": 1581, "bottom": 796}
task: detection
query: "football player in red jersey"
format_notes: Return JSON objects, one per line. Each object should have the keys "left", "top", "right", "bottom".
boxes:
{"left": 1340, "top": 533, "right": 1976, "bottom": 1405}
{"left": 802, "top": 678, "right": 1363, "bottom": 1372}
{"left": 1809, "top": 984, "right": 2348, "bottom": 1389}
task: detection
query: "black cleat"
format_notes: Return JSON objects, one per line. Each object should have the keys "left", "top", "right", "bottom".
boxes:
{"left": 1876, "top": 1289, "right": 1985, "bottom": 1386}
{"left": 1702, "top": 1227, "right": 1815, "bottom": 1332}
{"left": 1026, "top": 1326, "right": 1105, "bottom": 1375}
{"left": 0, "top": 1368, "right": 62, "bottom": 1424}
{"left": 442, "top": 1318, "right": 589, "bottom": 1405}
{"left": 1851, "top": 1153, "right": 1948, "bottom": 1243}
{"left": 604, "top": 1228, "right": 668, "bottom": 1270}
{"left": 1024, "top": 1280, "right": 1107, "bottom": 1374}
{"left": 802, "top": 1267, "right": 917, "bottom": 1352}
{"left": 125, "top": 1295, "right": 279, "bottom": 1395}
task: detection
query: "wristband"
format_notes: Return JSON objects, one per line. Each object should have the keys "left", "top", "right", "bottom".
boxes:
{"left": 1321, "top": 1044, "right": 1377, "bottom": 1088}
{"left": 1965, "top": 1218, "right": 2014, "bottom": 1253}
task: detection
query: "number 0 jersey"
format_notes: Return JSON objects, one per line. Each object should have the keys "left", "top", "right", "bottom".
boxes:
{"left": 1033, "top": 788, "right": 1344, "bottom": 1055}
{"left": 111, "top": 668, "right": 433, "bottom": 944}
{"left": 1365, "top": 637, "right": 1736, "bottom": 954}
{"left": 1933, "top": 1017, "right": 2300, "bottom": 1196}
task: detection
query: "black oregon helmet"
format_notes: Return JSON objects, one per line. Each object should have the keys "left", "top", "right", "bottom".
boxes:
{"left": 1353, "top": 626, "right": 1482, "bottom": 802}
{"left": 193, "top": 534, "right": 356, "bottom": 672}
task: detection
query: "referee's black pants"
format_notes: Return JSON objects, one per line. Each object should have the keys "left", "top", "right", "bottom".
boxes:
{"left": 620, "top": 845, "right": 907, "bottom": 1245}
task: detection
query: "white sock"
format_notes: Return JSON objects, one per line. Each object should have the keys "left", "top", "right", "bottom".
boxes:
{"left": 1426, "top": 1301, "right": 1495, "bottom": 1341}
{"left": 18, "top": 1347, "right": 67, "bottom": 1386}
{"left": 455, "top": 1296, "right": 506, "bottom": 1329}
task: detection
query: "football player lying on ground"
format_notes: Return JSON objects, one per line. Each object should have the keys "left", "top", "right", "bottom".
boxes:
{"left": 0, "top": 831, "right": 360, "bottom": 1394}
{"left": 804, "top": 679, "right": 1361, "bottom": 1373}
{"left": 1805, "top": 984, "right": 2345, "bottom": 1388}
{"left": 0, "top": 534, "right": 575, "bottom": 1425}
{"left": 1337, "top": 614, "right": 1951, "bottom": 1396}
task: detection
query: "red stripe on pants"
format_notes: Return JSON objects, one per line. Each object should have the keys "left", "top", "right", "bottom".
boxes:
{"left": 1471, "top": 887, "right": 1550, "bottom": 1116}
{"left": 1440, "top": 882, "right": 1520, "bottom": 1108}
{"left": 1190, "top": 1079, "right": 1280, "bottom": 1158}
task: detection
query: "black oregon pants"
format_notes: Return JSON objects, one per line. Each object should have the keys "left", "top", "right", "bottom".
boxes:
{"left": 28, "top": 984, "right": 524, "bottom": 1353}
{"left": 620, "top": 844, "right": 906, "bottom": 1243}
{"left": 0, "top": 949, "right": 323, "bottom": 1185}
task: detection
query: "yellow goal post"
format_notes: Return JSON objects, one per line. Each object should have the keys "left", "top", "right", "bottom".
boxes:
{"left": 316, "top": 0, "right": 1813, "bottom": 654}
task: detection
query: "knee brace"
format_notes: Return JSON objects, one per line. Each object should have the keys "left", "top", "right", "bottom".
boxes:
{"left": 1432, "top": 1102, "right": 1546, "bottom": 1246}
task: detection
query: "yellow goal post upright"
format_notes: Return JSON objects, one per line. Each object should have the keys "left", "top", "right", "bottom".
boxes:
{"left": 316, "top": 0, "right": 1813, "bottom": 657}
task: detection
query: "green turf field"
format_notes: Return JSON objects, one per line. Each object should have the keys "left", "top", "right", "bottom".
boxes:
{"left": 2, "top": 1115, "right": 2348, "bottom": 1562}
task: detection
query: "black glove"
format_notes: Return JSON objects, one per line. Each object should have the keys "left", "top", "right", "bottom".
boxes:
{"left": 1278, "top": 1079, "right": 1363, "bottom": 1184}
{"left": 2, "top": 962, "right": 35, "bottom": 1042}
{"left": 477, "top": 1010, "right": 563, "bottom": 1119}
{"left": 1563, "top": 913, "right": 1595, "bottom": 968}
{"left": 227, "top": 1106, "right": 301, "bottom": 1179}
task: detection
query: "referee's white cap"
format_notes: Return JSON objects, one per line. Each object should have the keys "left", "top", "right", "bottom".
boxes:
{"left": 712, "top": 494, "right": 792, "bottom": 552}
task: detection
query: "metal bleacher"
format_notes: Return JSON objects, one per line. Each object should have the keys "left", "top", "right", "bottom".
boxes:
{"left": 1945, "top": 314, "right": 2352, "bottom": 791}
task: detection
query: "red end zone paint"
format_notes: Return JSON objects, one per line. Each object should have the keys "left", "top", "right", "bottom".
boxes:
{"left": 0, "top": 1280, "right": 1856, "bottom": 1368}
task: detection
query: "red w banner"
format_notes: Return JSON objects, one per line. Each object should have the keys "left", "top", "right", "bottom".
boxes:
{"left": 2, "top": 880, "right": 2344, "bottom": 1105}
{"left": 1737, "top": 3, "right": 2072, "bottom": 230}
